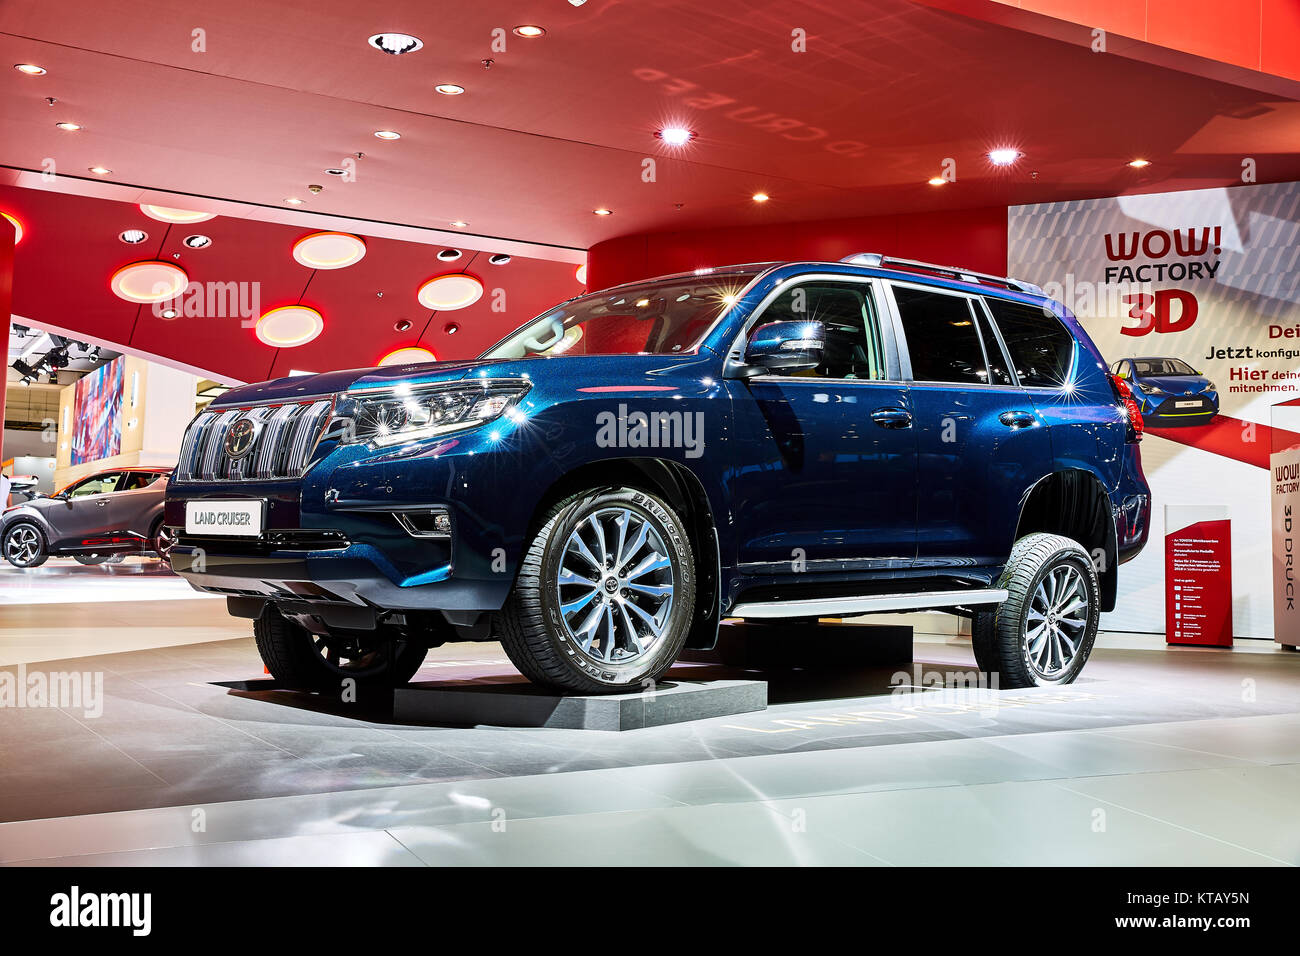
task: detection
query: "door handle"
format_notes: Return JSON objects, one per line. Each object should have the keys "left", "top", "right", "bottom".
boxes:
{"left": 871, "top": 407, "right": 913, "bottom": 429}
{"left": 999, "top": 410, "right": 1036, "bottom": 428}
{"left": 96, "top": 499, "right": 109, "bottom": 507}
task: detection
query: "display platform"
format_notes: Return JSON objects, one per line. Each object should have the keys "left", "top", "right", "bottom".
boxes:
{"left": 682, "top": 619, "right": 914, "bottom": 667}
{"left": 394, "top": 677, "right": 767, "bottom": 730}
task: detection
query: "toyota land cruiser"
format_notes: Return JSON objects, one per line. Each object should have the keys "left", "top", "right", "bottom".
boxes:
{"left": 164, "top": 254, "right": 1151, "bottom": 693}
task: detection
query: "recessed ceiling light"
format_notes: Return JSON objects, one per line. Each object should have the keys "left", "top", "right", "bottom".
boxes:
{"left": 568, "top": 0, "right": 588, "bottom": 6}
{"left": 1128, "top": 158, "right": 1151, "bottom": 168}
{"left": 118, "top": 229, "right": 148, "bottom": 244}
{"left": 14, "top": 64, "right": 46, "bottom": 75}
{"left": 928, "top": 176, "right": 946, "bottom": 186}
{"left": 110, "top": 261, "right": 189, "bottom": 303}
{"left": 257, "top": 305, "right": 324, "bottom": 347}
{"left": 575, "top": 264, "right": 587, "bottom": 284}
{"left": 513, "top": 25, "right": 546, "bottom": 38}
{"left": 488, "top": 254, "right": 511, "bottom": 265}
{"left": 450, "top": 220, "right": 468, "bottom": 228}
{"left": 435, "top": 83, "right": 465, "bottom": 95}
{"left": 656, "top": 127, "right": 695, "bottom": 146}
{"left": 324, "top": 167, "right": 347, "bottom": 176}
{"left": 368, "top": 33, "right": 424, "bottom": 55}
{"left": 284, "top": 197, "right": 304, "bottom": 205}
{"left": 444, "top": 322, "right": 459, "bottom": 335}
{"left": 160, "top": 307, "right": 178, "bottom": 319}
{"left": 140, "top": 205, "right": 216, "bottom": 224}
{"left": 988, "top": 148, "right": 1021, "bottom": 166}
{"left": 374, "top": 129, "right": 402, "bottom": 140}
{"left": 55, "top": 122, "right": 81, "bottom": 131}
{"left": 751, "top": 192, "right": 770, "bottom": 202}
{"left": 394, "top": 319, "right": 412, "bottom": 332}
{"left": 293, "top": 232, "right": 367, "bottom": 269}
{"left": 183, "top": 234, "right": 212, "bottom": 249}
{"left": 379, "top": 346, "right": 437, "bottom": 366}
{"left": 593, "top": 208, "right": 613, "bottom": 216}
{"left": 2, "top": 212, "right": 24, "bottom": 244}
{"left": 88, "top": 166, "right": 112, "bottom": 176}
{"left": 437, "top": 249, "right": 462, "bottom": 261}
{"left": 418, "top": 274, "right": 484, "bottom": 310}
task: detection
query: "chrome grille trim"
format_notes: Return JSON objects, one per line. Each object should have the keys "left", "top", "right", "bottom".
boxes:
{"left": 174, "top": 397, "right": 335, "bottom": 482}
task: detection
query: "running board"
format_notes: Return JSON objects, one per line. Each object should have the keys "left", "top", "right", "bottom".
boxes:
{"left": 729, "top": 588, "right": 1009, "bottom": 619}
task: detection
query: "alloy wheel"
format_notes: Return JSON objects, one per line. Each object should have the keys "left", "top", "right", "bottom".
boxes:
{"left": 4, "top": 526, "right": 41, "bottom": 566}
{"left": 556, "top": 507, "right": 674, "bottom": 665}
{"left": 1023, "top": 562, "right": 1090, "bottom": 679}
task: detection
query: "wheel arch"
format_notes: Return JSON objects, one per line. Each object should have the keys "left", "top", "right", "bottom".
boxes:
{"left": 526, "top": 456, "right": 723, "bottom": 650}
{"left": 1013, "top": 468, "right": 1118, "bottom": 612}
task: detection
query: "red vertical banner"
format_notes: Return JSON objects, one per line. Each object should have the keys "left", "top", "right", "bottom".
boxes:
{"left": 1165, "top": 515, "right": 1233, "bottom": 647}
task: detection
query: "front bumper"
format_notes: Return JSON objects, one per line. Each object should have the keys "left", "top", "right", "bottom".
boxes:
{"left": 164, "top": 425, "right": 550, "bottom": 616}
{"left": 1139, "top": 393, "right": 1218, "bottom": 426}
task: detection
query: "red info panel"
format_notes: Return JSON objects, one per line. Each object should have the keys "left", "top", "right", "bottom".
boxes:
{"left": 1165, "top": 519, "right": 1233, "bottom": 647}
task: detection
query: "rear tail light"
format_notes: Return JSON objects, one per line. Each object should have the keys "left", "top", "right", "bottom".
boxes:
{"left": 1110, "top": 374, "right": 1144, "bottom": 443}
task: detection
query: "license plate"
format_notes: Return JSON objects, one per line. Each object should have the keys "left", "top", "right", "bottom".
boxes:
{"left": 1175, "top": 400, "right": 1201, "bottom": 408}
{"left": 185, "top": 500, "right": 265, "bottom": 536}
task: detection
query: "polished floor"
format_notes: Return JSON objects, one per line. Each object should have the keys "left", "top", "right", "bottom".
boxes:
{"left": 1, "top": 573, "right": 1298, "bottom": 865}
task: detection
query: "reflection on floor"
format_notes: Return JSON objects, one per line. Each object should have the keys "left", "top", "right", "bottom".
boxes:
{"left": 0, "top": 600, "right": 1298, "bottom": 865}
{"left": 0, "top": 556, "right": 215, "bottom": 606}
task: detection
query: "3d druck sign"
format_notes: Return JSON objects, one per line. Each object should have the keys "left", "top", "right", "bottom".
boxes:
{"left": 1270, "top": 400, "right": 1300, "bottom": 650}
{"left": 1164, "top": 506, "right": 1232, "bottom": 647}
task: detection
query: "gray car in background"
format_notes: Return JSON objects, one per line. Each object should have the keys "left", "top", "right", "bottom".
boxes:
{"left": 1, "top": 467, "right": 174, "bottom": 567}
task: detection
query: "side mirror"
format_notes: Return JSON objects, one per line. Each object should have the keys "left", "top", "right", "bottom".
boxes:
{"left": 742, "top": 320, "right": 825, "bottom": 374}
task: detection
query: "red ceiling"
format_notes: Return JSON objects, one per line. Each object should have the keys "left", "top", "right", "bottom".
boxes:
{"left": 0, "top": 185, "right": 583, "bottom": 383}
{"left": 1, "top": 0, "right": 1297, "bottom": 250}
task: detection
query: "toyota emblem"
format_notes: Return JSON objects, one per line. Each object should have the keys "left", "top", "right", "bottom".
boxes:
{"left": 224, "top": 418, "right": 261, "bottom": 460}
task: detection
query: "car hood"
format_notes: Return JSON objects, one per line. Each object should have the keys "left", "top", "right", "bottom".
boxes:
{"left": 212, "top": 354, "right": 713, "bottom": 407}
{"left": 212, "top": 360, "right": 497, "bottom": 407}
{"left": 1138, "top": 374, "right": 1212, "bottom": 393}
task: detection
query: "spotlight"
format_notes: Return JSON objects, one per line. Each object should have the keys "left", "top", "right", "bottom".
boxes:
{"left": 928, "top": 177, "right": 946, "bottom": 186}
{"left": 450, "top": 220, "right": 468, "bottom": 228}
{"left": 14, "top": 64, "right": 46, "bottom": 75}
{"left": 593, "top": 208, "right": 613, "bottom": 216}
{"left": 488, "top": 254, "right": 511, "bottom": 265}
{"left": 656, "top": 127, "right": 695, "bottom": 146}
{"left": 988, "top": 148, "right": 1021, "bottom": 166}
{"left": 751, "top": 192, "right": 770, "bottom": 202}
{"left": 119, "top": 229, "right": 148, "bottom": 244}
{"left": 1129, "top": 159, "right": 1151, "bottom": 168}
{"left": 55, "top": 121, "right": 81, "bottom": 131}
{"left": 513, "top": 26, "right": 546, "bottom": 38}
{"left": 435, "top": 84, "right": 466, "bottom": 95}
{"left": 88, "top": 166, "right": 112, "bottom": 176}
{"left": 374, "top": 130, "right": 402, "bottom": 140}
{"left": 183, "top": 234, "right": 212, "bottom": 249}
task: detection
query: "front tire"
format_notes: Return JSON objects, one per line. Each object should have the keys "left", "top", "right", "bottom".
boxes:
{"left": 972, "top": 533, "right": 1100, "bottom": 688}
{"left": 3, "top": 522, "right": 48, "bottom": 568}
{"left": 253, "top": 605, "right": 428, "bottom": 694}
{"left": 496, "top": 486, "right": 696, "bottom": 693}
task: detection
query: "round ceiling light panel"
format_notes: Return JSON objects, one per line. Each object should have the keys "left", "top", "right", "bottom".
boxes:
{"left": 379, "top": 347, "right": 437, "bottom": 366}
{"left": 110, "top": 261, "right": 189, "bottom": 303}
{"left": 292, "top": 232, "right": 367, "bottom": 270}
{"left": 575, "top": 264, "right": 588, "bottom": 284}
{"left": 417, "top": 274, "right": 483, "bottom": 310}
{"left": 255, "top": 305, "right": 324, "bottom": 347}
{"left": 140, "top": 204, "right": 216, "bottom": 224}
{"left": 2, "top": 212, "right": 24, "bottom": 244}
{"left": 368, "top": 33, "right": 423, "bottom": 55}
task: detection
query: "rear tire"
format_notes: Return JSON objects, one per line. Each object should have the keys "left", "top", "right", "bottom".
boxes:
{"left": 253, "top": 605, "right": 428, "bottom": 694}
{"left": 496, "top": 486, "right": 696, "bottom": 693}
{"left": 973, "top": 533, "right": 1100, "bottom": 688}
{"left": 3, "top": 522, "right": 49, "bottom": 568}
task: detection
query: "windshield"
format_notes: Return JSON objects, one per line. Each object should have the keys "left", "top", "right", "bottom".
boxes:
{"left": 480, "top": 270, "right": 761, "bottom": 360}
{"left": 1134, "top": 358, "right": 1197, "bottom": 376}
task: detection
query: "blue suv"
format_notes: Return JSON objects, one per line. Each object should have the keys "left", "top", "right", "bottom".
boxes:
{"left": 164, "top": 254, "right": 1151, "bottom": 693}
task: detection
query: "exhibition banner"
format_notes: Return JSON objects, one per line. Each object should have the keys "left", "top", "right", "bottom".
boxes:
{"left": 1269, "top": 400, "right": 1300, "bottom": 650}
{"left": 1164, "top": 507, "right": 1232, "bottom": 647}
{"left": 1009, "top": 181, "right": 1300, "bottom": 638}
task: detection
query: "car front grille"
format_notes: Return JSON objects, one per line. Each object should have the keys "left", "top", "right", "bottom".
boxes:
{"left": 175, "top": 399, "right": 334, "bottom": 481}
{"left": 1154, "top": 396, "right": 1214, "bottom": 417}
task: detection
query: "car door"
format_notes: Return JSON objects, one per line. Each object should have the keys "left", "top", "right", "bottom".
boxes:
{"left": 45, "top": 472, "right": 125, "bottom": 541}
{"left": 110, "top": 472, "right": 163, "bottom": 536}
{"left": 727, "top": 275, "right": 918, "bottom": 573}
{"left": 883, "top": 282, "right": 1052, "bottom": 567}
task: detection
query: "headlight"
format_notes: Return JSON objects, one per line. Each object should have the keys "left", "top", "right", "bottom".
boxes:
{"left": 1206, "top": 381, "right": 1217, "bottom": 392}
{"left": 1139, "top": 383, "right": 1166, "bottom": 395}
{"left": 337, "top": 379, "right": 530, "bottom": 447}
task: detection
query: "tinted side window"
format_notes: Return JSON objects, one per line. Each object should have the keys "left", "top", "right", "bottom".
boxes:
{"left": 121, "top": 473, "right": 157, "bottom": 491}
{"left": 985, "top": 298, "right": 1075, "bottom": 388}
{"left": 758, "top": 282, "right": 886, "bottom": 380}
{"left": 67, "top": 473, "right": 123, "bottom": 497}
{"left": 892, "top": 286, "right": 988, "bottom": 385}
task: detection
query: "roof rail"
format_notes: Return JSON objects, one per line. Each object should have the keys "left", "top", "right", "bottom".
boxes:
{"left": 840, "top": 252, "right": 1045, "bottom": 296}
